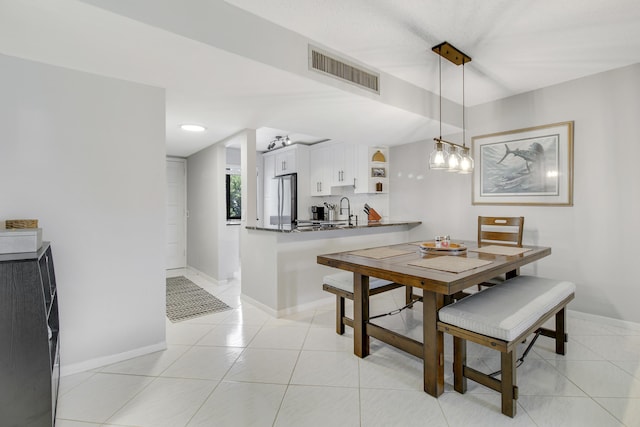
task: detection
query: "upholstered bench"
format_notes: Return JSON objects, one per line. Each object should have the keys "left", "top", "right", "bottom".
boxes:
{"left": 437, "top": 275, "right": 576, "bottom": 417}
{"left": 323, "top": 272, "right": 419, "bottom": 334}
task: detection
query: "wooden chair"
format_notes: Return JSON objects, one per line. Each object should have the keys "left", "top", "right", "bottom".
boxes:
{"left": 477, "top": 216, "right": 524, "bottom": 290}
{"left": 478, "top": 216, "right": 524, "bottom": 247}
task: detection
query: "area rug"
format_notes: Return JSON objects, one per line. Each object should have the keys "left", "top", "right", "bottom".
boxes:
{"left": 166, "top": 276, "right": 232, "bottom": 322}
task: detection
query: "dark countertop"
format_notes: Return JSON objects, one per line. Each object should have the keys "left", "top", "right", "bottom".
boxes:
{"left": 246, "top": 220, "right": 421, "bottom": 233}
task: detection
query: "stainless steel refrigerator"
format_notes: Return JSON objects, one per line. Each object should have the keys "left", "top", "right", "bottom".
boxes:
{"left": 266, "top": 173, "right": 297, "bottom": 230}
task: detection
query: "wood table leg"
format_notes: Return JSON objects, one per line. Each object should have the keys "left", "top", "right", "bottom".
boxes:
{"left": 336, "top": 296, "right": 345, "bottom": 335}
{"left": 423, "top": 291, "right": 445, "bottom": 397}
{"left": 501, "top": 350, "right": 517, "bottom": 417}
{"left": 353, "top": 273, "right": 370, "bottom": 358}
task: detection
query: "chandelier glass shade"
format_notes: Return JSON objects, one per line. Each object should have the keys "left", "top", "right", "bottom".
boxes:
{"left": 446, "top": 145, "right": 461, "bottom": 172}
{"left": 459, "top": 146, "right": 474, "bottom": 174}
{"left": 428, "top": 141, "right": 449, "bottom": 169}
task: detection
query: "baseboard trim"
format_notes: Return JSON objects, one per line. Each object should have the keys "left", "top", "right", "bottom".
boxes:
{"left": 568, "top": 309, "right": 640, "bottom": 332}
{"left": 276, "top": 297, "right": 335, "bottom": 318}
{"left": 239, "top": 294, "right": 277, "bottom": 317}
{"left": 60, "top": 341, "right": 167, "bottom": 377}
{"left": 186, "top": 266, "right": 227, "bottom": 285}
{"left": 59, "top": 311, "right": 639, "bottom": 377}
{"left": 240, "top": 293, "right": 335, "bottom": 318}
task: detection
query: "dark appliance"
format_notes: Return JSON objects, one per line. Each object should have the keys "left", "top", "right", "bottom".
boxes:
{"left": 311, "top": 205, "right": 325, "bottom": 221}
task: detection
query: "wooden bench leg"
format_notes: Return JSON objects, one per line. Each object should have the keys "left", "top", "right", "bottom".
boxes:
{"left": 501, "top": 350, "right": 517, "bottom": 418}
{"left": 336, "top": 296, "right": 345, "bottom": 335}
{"left": 555, "top": 307, "right": 567, "bottom": 355}
{"left": 453, "top": 336, "right": 467, "bottom": 393}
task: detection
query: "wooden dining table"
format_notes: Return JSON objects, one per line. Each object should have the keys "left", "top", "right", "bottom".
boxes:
{"left": 317, "top": 241, "right": 551, "bottom": 397}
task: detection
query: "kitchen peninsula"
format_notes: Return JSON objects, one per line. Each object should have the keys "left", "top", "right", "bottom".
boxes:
{"left": 241, "top": 220, "right": 421, "bottom": 316}
{"left": 247, "top": 219, "right": 417, "bottom": 233}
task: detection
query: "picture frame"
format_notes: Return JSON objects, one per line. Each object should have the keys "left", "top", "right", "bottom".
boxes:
{"left": 371, "top": 167, "right": 386, "bottom": 178}
{"left": 472, "top": 121, "right": 573, "bottom": 206}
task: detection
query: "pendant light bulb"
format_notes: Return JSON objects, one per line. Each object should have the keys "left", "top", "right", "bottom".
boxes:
{"left": 458, "top": 147, "right": 474, "bottom": 174}
{"left": 429, "top": 141, "right": 449, "bottom": 170}
{"left": 447, "top": 145, "right": 461, "bottom": 172}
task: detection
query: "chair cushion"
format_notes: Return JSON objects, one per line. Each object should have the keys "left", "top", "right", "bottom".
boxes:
{"left": 438, "top": 275, "right": 575, "bottom": 341}
{"left": 323, "top": 271, "right": 393, "bottom": 292}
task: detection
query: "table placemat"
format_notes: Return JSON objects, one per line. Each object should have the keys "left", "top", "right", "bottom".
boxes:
{"left": 408, "top": 256, "right": 493, "bottom": 273}
{"left": 469, "top": 245, "right": 532, "bottom": 256}
{"left": 349, "top": 247, "right": 415, "bottom": 259}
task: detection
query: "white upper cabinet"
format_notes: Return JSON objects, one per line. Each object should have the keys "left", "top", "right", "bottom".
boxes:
{"left": 331, "top": 143, "right": 356, "bottom": 187}
{"left": 309, "top": 142, "right": 389, "bottom": 196}
{"left": 353, "top": 144, "right": 370, "bottom": 194}
{"left": 274, "top": 147, "right": 297, "bottom": 176}
{"left": 264, "top": 145, "right": 303, "bottom": 177}
{"left": 309, "top": 144, "right": 332, "bottom": 196}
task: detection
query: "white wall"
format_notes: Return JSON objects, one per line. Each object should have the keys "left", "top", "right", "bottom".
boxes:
{"left": 187, "top": 141, "right": 224, "bottom": 279}
{"left": 274, "top": 227, "right": 413, "bottom": 313}
{"left": 226, "top": 147, "right": 241, "bottom": 166}
{"left": 391, "top": 63, "right": 640, "bottom": 323}
{"left": 0, "top": 54, "right": 167, "bottom": 373}
{"left": 187, "top": 134, "right": 245, "bottom": 281}
{"left": 241, "top": 226, "right": 414, "bottom": 315}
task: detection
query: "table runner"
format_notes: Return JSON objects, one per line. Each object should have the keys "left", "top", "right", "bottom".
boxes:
{"left": 470, "top": 245, "right": 532, "bottom": 256}
{"left": 349, "top": 247, "right": 414, "bottom": 259}
{"left": 408, "top": 256, "right": 493, "bottom": 273}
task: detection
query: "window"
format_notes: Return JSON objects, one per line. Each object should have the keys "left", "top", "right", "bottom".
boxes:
{"left": 226, "top": 173, "right": 241, "bottom": 220}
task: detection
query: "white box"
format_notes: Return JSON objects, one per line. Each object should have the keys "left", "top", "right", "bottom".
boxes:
{"left": 0, "top": 228, "right": 43, "bottom": 254}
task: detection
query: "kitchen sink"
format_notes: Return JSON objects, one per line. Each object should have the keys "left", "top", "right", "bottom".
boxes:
{"left": 295, "top": 220, "right": 349, "bottom": 231}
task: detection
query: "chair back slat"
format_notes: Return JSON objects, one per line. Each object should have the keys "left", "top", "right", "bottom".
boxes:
{"left": 478, "top": 216, "right": 524, "bottom": 247}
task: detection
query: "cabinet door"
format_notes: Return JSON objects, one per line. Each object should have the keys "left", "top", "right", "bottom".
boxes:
{"left": 332, "top": 143, "right": 356, "bottom": 187}
{"left": 275, "top": 148, "right": 296, "bottom": 176}
{"left": 353, "top": 144, "right": 370, "bottom": 193}
{"left": 309, "top": 145, "right": 331, "bottom": 196}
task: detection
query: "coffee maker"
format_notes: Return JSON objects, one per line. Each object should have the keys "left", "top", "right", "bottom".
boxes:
{"left": 311, "top": 205, "right": 325, "bottom": 220}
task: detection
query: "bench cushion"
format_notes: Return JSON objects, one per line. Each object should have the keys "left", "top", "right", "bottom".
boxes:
{"left": 323, "top": 271, "right": 394, "bottom": 292}
{"left": 438, "top": 275, "right": 575, "bottom": 341}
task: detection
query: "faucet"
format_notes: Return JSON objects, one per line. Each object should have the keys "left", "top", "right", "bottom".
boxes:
{"left": 339, "top": 197, "right": 353, "bottom": 226}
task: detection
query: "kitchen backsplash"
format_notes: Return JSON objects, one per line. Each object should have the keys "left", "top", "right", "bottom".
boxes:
{"left": 302, "top": 186, "right": 389, "bottom": 223}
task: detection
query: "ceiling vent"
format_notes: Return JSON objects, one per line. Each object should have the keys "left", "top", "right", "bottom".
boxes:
{"left": 309, "top": 46, "right": 380, "bottom": 94}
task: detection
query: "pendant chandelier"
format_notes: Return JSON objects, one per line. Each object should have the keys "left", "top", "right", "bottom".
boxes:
{"left": 428, "top": 42, "right": 473, "bottom": 174}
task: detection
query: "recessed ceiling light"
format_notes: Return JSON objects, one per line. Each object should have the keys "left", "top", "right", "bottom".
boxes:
{"left": 180, "top": 124, "right": 206, "bottom": 132}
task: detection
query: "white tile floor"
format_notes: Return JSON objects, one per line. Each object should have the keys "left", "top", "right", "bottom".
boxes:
{"left": 56, "top": 271, "right": 640, "bottom": 426}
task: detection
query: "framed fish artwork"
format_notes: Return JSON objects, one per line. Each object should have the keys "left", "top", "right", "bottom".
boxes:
{"left": 472, "top": 121, "right": 573, "bottom": 206}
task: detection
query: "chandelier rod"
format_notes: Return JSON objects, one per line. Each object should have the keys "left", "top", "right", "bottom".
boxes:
{"left": 438, "top": 53, "right": 442, "bottom": 141}
{"left": 462, "top": 60, "right": 466, "bottom": 149}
